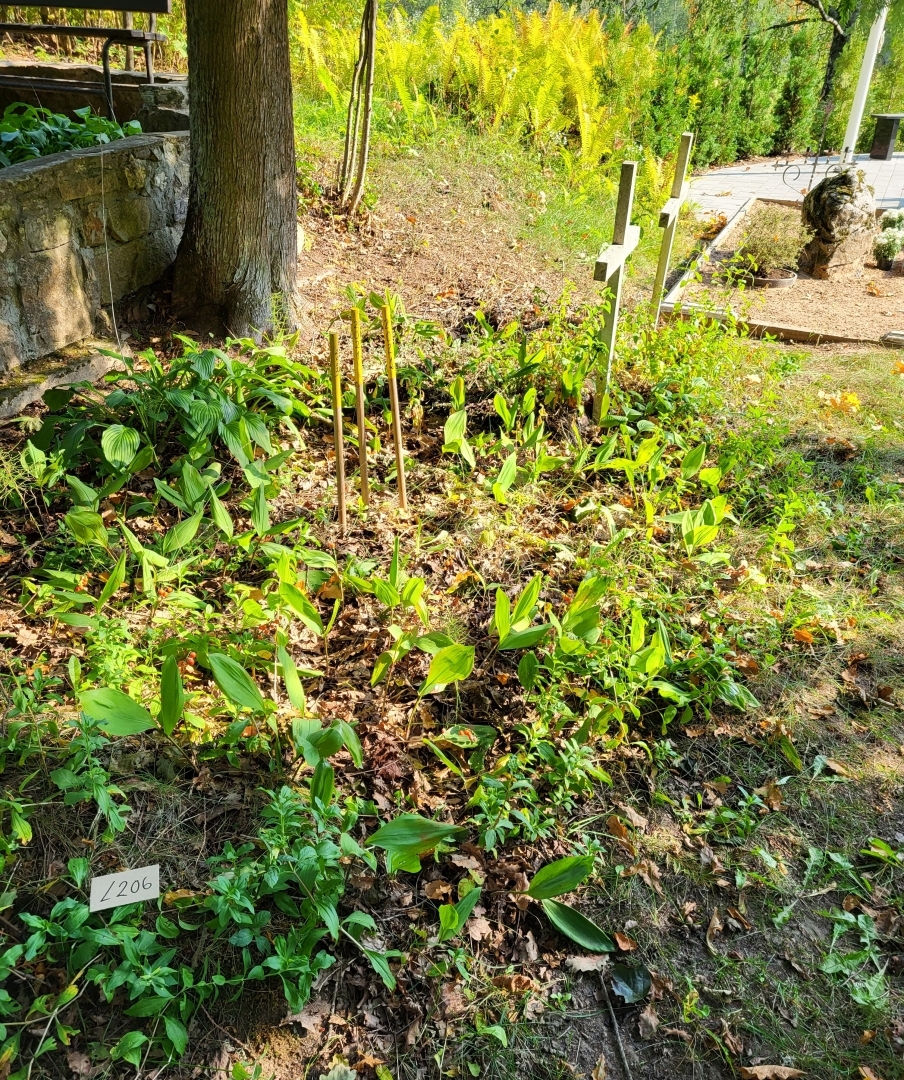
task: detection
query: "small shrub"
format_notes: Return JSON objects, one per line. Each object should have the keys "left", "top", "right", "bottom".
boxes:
{"left": 873, "top": 228, "right": 904, "bottom": 263}
{"left": 734, "top": 204, "right": 814, "bottom": 275}
{"left": 0, "top": 103, "right": 141, "bottom": 168}
{"left": 879, "top": 209, "right": 904, "bottom": 230}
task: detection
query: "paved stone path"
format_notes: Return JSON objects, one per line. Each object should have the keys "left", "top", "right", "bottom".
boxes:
{"left": 690, "top": 151, "right": 904, "bottom": 220}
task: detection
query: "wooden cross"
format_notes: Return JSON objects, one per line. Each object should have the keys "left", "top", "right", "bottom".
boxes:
{"left": 593, "top": 160, "right": 640, "bottom": 423}
{"left": 651, "top": 131, "right": 695, "bottom": 323}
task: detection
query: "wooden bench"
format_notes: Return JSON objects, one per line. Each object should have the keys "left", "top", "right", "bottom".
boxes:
{"left": 870, "top": 113, "right": 904, "bottom": 161}
{"left": 0, "top": 2, "right": 171, "bottom": 121}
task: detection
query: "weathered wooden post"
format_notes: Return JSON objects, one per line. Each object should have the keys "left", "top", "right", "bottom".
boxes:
{"left": 350, "top": 307, "right": 370, "bottom": 507}
{"left": 329, "top": 332, "right": 347, "bottom": 537}
{"left": 123, "top": 11, "right": 135, "bottom": 71}
{"left": 652, "top": 132, "right": 695, "bottom": 323}
{"left": 592, "top": 160, "right": 640, "bottom": 423}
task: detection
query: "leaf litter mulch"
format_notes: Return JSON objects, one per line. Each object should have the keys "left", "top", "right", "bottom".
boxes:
{"left": 4, "top": 365, "right": 904, "bottom": 1080}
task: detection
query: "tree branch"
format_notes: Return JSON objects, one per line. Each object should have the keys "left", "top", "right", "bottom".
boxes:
{"left": 758, "top": 17, "right": 823, "bottom": 32}
{"left": 797, "top": 0, "right": 849, "bottom": 37}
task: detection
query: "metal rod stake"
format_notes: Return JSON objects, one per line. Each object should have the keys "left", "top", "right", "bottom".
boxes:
{"left": 350, "top": 308, "right": 370, "bottom": 507}
{"left": 329, "top": 332, "right": 347, "bottom": 537}
{"left": 381, "top": 304, "right": 408, "bottom": 510}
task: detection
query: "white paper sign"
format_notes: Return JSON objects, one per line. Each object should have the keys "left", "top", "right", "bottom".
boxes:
{"left": 90, "top": 865, "right": 160, "bottom": 912}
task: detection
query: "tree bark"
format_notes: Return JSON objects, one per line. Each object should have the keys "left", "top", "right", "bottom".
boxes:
{"left": 173, "top": 0, "right": 300, "bottom": 339}
{"left": 123, "top": 11, "right": 134, "bottom": 72}
{"left": 797, "top": 0, "right": 864, "bottom": 107}
{"left": 347, "top": 0, "right": 378, "bottom": 217}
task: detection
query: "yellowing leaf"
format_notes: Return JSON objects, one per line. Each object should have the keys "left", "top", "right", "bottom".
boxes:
{"left": 739, "top": 1069, "right": 804, "bottom": 1080}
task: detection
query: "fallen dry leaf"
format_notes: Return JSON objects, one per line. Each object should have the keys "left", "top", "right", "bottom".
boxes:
{"left": 614, "top": 932, "right": 638, "bottom": 952}
{"left": 664, "top": 1027, "right": 693, "bottom": 1044}
{"left": 793, "top": 627, "right": 815, "bottom": 644}
{"left": 755, "top": 779, "right": 784, "bottom": 812}
{"left": 591, "top": 1054, "right": 607, "bottom": 1080}
{"left": 739, "top": 1068, "right": 804, "bottom": 1080}
{"left": 719, "top": 1018, "right": 743, "bottom": 1055}
{"left": 491, "top": 974, "right": 535, "bottom": 994}
{"left": 706, "top": 908, "right": 724, "bottom": 956}
{"left": 424, "top": 879, "right": 452, "bottom": 900}
{"left": 607, "top": 815, "right": 636, "bottom": 855}
{"left": 66, "top": 1051, "right": 97, "bottom": 1078}
{"left": 614, "top": 802, "right": 649, "bottom": 830}
{"left": 467, "top": 915, "right": 492, "bottom": 941}
{"left": 650, "top": 972, "right": 674, "bottom": 1001}
{"left": 565, "top": 954, "right": 609, "bottom": 972}
{"left": 858, "top": 1067, "right": 883, "bottom": 1080}
{"left": 163, "top": 888, "right": 207, "bottom": 905}
{"left": 638, "top": 1003, "right": 660, "bottom": 1039}
{"left": 281, "top": 1000, "right": 328, "bottom": 1032}
{"left": 823, "top": 758, "right": 851, "bottom": 778}
{"left": 450, "top": 853, "right": 481, "bottom": 870}
{"left": 726, "top": 906, "right": 753, "bottom": 931}
{"left": 624, "top": 859, "right": 663, "bottom": 896}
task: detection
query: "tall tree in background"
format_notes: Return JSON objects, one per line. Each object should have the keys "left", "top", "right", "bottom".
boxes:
{"left": 774, "top": 1, "right": 898, "bottom": 107}
{"left": 173, "top": 0, "right": 300, "bottom": 338}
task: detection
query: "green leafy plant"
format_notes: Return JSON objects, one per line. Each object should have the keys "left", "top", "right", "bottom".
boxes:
{"left": 523, "top": 856, "right": 614, "bottom": 953}
{"left": 873, "top": 227, "right": 904, "bottom": 264}
{"left": 731, "top": 203, "right": 813, "bottom": 275}
{"left": 367, "top": 813, "right": 466, "bottom": 873}
{"left": 0, "top": 103, "right": 141, "bottom": 168}
{"left": 442, "top": 377, "right": 476, "bottom": 469}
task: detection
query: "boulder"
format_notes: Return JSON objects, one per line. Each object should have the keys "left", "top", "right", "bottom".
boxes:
{"left": 800, "top": 168, "right": 877, "bottom": 280}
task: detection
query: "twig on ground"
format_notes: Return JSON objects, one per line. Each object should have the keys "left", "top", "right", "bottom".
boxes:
{"left": 199, "top": 1003, "right": 254, "bottom": 1057}
{"left": 599, "top": 974, "right": 634, "bottom": 1080}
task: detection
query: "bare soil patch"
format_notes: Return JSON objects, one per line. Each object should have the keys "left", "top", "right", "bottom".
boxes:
{"left": 294, "top": 159, "right": 598, "bottom": 345}
{"left": 685, "top": 266, "right": 904, "bottom": 340}
{"left": 680, "top": 200, "right": 904, "bottom": 341}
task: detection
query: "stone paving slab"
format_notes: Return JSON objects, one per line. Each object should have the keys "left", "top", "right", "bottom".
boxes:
{"left": 690, "top": 152, "right": 904, "bottom": 220}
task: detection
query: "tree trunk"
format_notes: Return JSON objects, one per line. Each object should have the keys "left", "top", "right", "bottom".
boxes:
{"left": 814, "top": 0, "right": 863, "bottom": 108}
{"left": 820, "top": 23, "right": 850, "bottom": 105}
{"left": 173, "top": 0, "right": 300, "bottom": 339}
{"left": 347, "top": 0, "right": 378, "bottom": 217}
{"left": 123, "top": 11, "right": 134, "bottom": 72}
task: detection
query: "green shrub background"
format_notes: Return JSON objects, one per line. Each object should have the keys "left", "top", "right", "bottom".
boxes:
{"left": 3, "top": 0, "right": 902, "bottom": 167}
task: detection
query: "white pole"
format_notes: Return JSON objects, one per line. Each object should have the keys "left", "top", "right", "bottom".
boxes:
{"left": 842, "top": 5, "right": 889, "bottom": 163}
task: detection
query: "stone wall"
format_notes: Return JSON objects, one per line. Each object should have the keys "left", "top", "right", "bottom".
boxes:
{"left": 0, "top": 132, "right": 189, "bottom": 373}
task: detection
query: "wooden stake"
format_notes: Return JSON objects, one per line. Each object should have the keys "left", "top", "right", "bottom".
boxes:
{"left": 380, "top": 304, "right": 408, "bottom": 510}
{"left": 350, "top": 308, "right": 370, "bottom": 507}
{"left": 592, "top": 160, "right": 640, "bottom": 423}
{"left": 652, "top": 132, "right": 695, "bottom": 324}
{"left": 329, "top": 332, "right": 347, "bottom": 536}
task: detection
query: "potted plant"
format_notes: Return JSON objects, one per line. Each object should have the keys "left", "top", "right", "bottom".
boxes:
{"left": 873, "top": 228, "right": 904, "bottom": 271}
{"left": 879, "top": 209, "right": 904, "bottom": 230}
{"left": 730, "top": 204, "right": 814, "bottom": 288}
